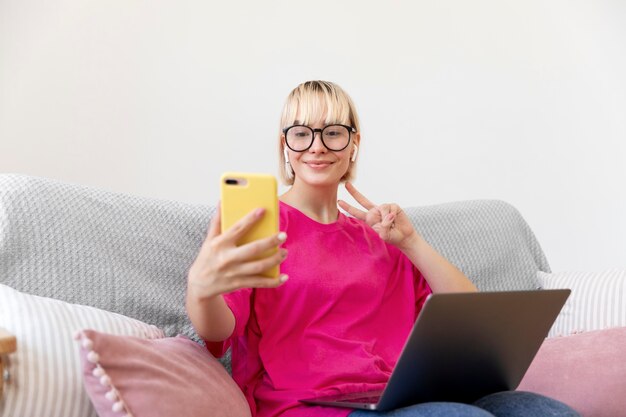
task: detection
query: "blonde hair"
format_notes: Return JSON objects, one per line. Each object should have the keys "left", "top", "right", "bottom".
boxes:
{"left": 278, "top": 80, "right": 361, "bottom": 185}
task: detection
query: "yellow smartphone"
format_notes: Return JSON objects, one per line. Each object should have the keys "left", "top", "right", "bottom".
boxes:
{"left": 220, "top": 172, "right": 279, "bottom": 278}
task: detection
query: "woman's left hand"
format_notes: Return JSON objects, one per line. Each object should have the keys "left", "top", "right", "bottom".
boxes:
{"left": 338, "top": 182, "right": 419, "bottom": 251}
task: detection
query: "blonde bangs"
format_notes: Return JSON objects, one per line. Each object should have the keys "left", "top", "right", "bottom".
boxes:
{"left": 279, "top": 81, "right": 358, "bottom": 130}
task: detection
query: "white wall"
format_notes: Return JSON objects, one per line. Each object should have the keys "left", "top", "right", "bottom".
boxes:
{"left": 1, "top": 0, "right": 625, "bottom": 272}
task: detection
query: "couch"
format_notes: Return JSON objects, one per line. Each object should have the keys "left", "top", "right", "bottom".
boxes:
{"left": 0, "top": 173, "right": 624, "bottom": 417}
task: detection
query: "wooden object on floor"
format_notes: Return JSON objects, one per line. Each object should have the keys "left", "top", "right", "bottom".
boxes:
{"left": 0, "top": 327, "right": 17, "bottom": 400}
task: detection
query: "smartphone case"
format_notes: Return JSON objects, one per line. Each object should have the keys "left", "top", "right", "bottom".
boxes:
{"left": 220, "top": 172, "right": 279, "bottom": 278}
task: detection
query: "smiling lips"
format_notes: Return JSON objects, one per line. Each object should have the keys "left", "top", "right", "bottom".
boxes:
{"left": 305, "top": 161, "right": 333, "bottom": 169}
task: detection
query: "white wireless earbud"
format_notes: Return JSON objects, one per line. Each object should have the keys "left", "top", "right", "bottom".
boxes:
{"left": 283, "top": 147, "right": 294, "bottom": 179}
{"left": 351, "top": 145, "right": 358, "bottom": 162}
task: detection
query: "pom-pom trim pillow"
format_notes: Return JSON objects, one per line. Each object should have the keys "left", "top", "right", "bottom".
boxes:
{"left": 76, "top": 329, "right": 251, "bottom": 417}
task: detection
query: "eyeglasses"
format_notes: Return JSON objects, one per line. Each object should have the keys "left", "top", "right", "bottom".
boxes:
{"left": 282, "top": 124, "right": 356, "bottom": 152}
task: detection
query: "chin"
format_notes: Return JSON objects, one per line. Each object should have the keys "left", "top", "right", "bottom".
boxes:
{"left": 294, "top": 171, "right": 344, "bottom": 188}
{"left": 297, "top": 176, "right": 337, "bottom": 188}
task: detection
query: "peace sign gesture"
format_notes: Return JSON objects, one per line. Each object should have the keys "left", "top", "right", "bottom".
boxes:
{"left": 338, "top": 182, "right": 420, "bottom": 251}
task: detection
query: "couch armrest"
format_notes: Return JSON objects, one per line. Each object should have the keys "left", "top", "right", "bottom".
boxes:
{"left": 0, "top": 326, "right": 17, "bottom": 399}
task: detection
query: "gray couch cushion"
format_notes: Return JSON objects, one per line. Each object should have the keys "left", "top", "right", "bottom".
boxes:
{"left": 405, "top": 201, "right": 549, "bottom": 291}
{"left": 0, "top": 174, "right": 549, "bottom": 337}
{"left": 0, "top": 174, "right": 209, "bottom": 340}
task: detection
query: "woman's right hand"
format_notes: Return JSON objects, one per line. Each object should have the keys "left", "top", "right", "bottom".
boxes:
{"left": 187, "top": 204, "right": 289, "bottom": 300}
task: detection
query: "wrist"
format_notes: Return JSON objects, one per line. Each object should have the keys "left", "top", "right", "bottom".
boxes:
{"left": 187, "top": 274, "right": 220, "bottom": 302}
{"left": 398, "top": 231, "right": 422, "bottom": 254}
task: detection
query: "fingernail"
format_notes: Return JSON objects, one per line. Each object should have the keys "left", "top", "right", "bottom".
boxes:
{"left": 256, "top": 208, "right": 265, "bottom": 217}
{"left": 277, "top": 232, "right": 287, "bottom": 241}
{"left": 280, "top": 274, "right": 289, "bottom": 283}
{"left": 280, "top": 249, "right": 288, "bottom": 258}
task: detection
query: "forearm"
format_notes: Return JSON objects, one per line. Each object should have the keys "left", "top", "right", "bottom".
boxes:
{"left": 400, "top": 234, "right": 477, "bottom": 293}
{"left": 185, "top": 286, "right": 235, "bottom": 342}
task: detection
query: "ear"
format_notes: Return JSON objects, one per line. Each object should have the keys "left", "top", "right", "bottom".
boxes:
{"left": 283, "top": 147, "right": 290, "bottom": 163}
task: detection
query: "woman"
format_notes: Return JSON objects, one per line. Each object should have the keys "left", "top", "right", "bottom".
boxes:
{"left": 186, "top": 81, "right": 579, "bottom": 417}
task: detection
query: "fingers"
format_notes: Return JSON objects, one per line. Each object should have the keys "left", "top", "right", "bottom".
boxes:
{"left": 345, "top": 182, "right": 375, "bottom": 210}
{"left": 212, "top": 229, "right": 287, "bottom": 279}
{"left": 232, "top": 248, "right": 288, "bottom": 277}
{"left": 231, "top": 231, "right": 287, "bottom": 262}
{"left": 372, "top": 212, "right": 394, "bottom": 241}
{"left": 337, "top": 199, "right": 367, "bottom": 221}
{"left": 377, "top": 204, "right": 399, "bottom": 225}
{"left": 231, "top": 274, "right": 289, "bottom": 291}
{"left": 206, "top": 202, "right": 222, "bottom": 240}
{"left": 381, "top": 212, "right": 396, "bottom": 229}
{"left": 381, "top": 206, "right": 398, "bottom": 232}
{"left": 222, "top": 248, "right": 288, "bottom": 292}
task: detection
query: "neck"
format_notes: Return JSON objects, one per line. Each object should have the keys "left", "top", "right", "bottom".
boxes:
{"left": 279, "top": 179, "right": 339, "bottom": 224}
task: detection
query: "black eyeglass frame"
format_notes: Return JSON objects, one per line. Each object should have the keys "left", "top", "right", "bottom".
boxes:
{"left": 282, "top": 124, "right": 357, "bottom": 152}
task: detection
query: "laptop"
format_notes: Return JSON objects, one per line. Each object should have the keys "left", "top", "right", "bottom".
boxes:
{"left": 300, "top": 289, "right": 570, "bottom": 411}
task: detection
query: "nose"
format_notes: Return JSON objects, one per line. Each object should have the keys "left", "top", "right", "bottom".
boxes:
{"left": 308, "top": 131, "right": 327, "bottom": 153}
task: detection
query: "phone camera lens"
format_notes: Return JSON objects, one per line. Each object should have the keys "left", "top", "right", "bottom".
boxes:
{"left": 225, "top": 179, "right": 238, "bottom": 185}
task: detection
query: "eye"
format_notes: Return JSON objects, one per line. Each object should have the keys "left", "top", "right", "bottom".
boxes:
{"left": 289, "top": 127, "right": 311, "bottom": 138}
{"left": 324, "top": 126, "right": 346, "bottom": 137}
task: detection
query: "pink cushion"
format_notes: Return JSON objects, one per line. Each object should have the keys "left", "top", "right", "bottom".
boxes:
{"left": 518, "top": 326, "right": 626, "bottom": 417}
{"left": 76, "top": 329, "right": 251, "bottom": 417}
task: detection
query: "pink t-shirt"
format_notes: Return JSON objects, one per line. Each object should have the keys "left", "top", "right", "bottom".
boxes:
{"left": 207, "top": 201, "right": 432, "bottom": 417}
